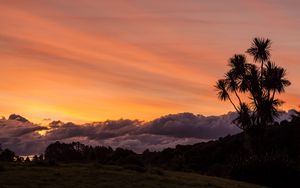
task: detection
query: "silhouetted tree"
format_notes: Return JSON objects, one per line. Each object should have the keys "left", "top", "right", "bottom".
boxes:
{"left": 291, "top": 108, "right": 300, "bottom": 124}
{"left": 45, "top": 142, "right": 116, "bottom": 163}
{"left": 215, "top": 38, "right": 290, "bottom": 130}
{"left": 0, "top": 148, "right": 15, "bottom": 162}
{"left": 45, "top": 141, "right": 86, "bottom": 162}
{"left": 94, "top": 146, "right": 113, "bottom": 164}
{"left": 25, "top": 156, "right": 30, "bottom": 163}
{"left": 15, "top": 156, "right": 24, "bottom": 163}
{"left": 38, "top": 154, "right": 44, "bottom": 161}
{"left": 32, "top": 155, "right": 39, "bottom": 162}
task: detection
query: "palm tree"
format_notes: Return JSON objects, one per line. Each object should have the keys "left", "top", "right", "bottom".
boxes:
{"left": 216, "top": 38, "right": 290, "bottom": 130}
{"left": 246, "top": 38, "right": 272, "bottom": 126}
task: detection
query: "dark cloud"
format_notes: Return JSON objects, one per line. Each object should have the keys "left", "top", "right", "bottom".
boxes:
{"left": 0, "top": 111, "right": 295, "bottom": 155}
{"left": 0, "top": 120, "right": 47, "bottom": 137}
{"left": 140, "top": 112, "right": 239, "bottom": 139}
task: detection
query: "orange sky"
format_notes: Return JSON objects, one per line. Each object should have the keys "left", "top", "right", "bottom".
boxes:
{"left": 0, "top": 0, "right": 300, "bottom": 123}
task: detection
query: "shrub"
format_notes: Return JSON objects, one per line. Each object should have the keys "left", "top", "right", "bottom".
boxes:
{"left": 231, "top": 156, "right": 300, "bottom": 188}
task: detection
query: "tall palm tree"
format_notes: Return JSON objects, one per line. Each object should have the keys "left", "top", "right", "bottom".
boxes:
{"left": 216, "top": 37, "right": 290, "bottom": 130}
{"left": 245, "top": 38, "right": 272, "bottom": 126}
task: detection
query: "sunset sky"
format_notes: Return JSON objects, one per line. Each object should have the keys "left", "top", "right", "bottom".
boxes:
{"left": 1, "top": 0, "right": 300, "bottom": 123}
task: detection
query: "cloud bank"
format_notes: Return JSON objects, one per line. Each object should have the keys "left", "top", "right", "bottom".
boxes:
{"left": 0, "top": 111, "right": 295, "bottom": 155}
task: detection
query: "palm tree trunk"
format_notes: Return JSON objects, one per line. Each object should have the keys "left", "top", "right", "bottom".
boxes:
{"left": 260, "top": 60, "right": 264, "bottom": 90}
{"left": 228, "top": 96, "right": 238, "bottom": 112}
{"left": 248, "top": 88, "right": 259, "bottom": 110}
{"left": 234, "top": 90, "right": 242, "bottom": 105}
{"left": 260, "top": 60, "right": 264, "bottom": 127}
{"left": 271, "top": 90, "right": 276, "bottom": 100}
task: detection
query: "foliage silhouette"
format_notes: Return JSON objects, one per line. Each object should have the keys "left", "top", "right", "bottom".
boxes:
{"left": 215, "top": 38, "right": 291, "bottom": 130}
{"left": 0, "top": 148, "right": 15, "bottom": 162}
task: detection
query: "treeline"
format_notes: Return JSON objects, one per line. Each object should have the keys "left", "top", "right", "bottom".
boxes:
{"left": 44, "top": 142, "right": 141, "bottom": 166}
{"left": 0, "top": 147, "right": 15, "bottom": 162}
{"left": 0, "top": 146, "right": 37, "bottom": 163}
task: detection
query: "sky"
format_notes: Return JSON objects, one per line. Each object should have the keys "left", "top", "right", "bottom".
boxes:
{"left": 1, "top": 0, "right": 300, "bottom": 123}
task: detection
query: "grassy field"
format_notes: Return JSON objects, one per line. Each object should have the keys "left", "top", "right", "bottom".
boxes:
{"left": 0, "top": 163, "right": 266, "bottom": 188}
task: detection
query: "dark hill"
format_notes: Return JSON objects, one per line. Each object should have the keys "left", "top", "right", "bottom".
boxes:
{"left": 142, "top": 119, "right": 300, "bottom": 188}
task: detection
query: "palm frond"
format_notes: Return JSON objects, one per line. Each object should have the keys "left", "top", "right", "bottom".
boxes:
{"left": 215, "top": 79, "right": 229, "bottom": 101}
{"left": 246, "top": 37, "right": 271, "bottom": 63}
